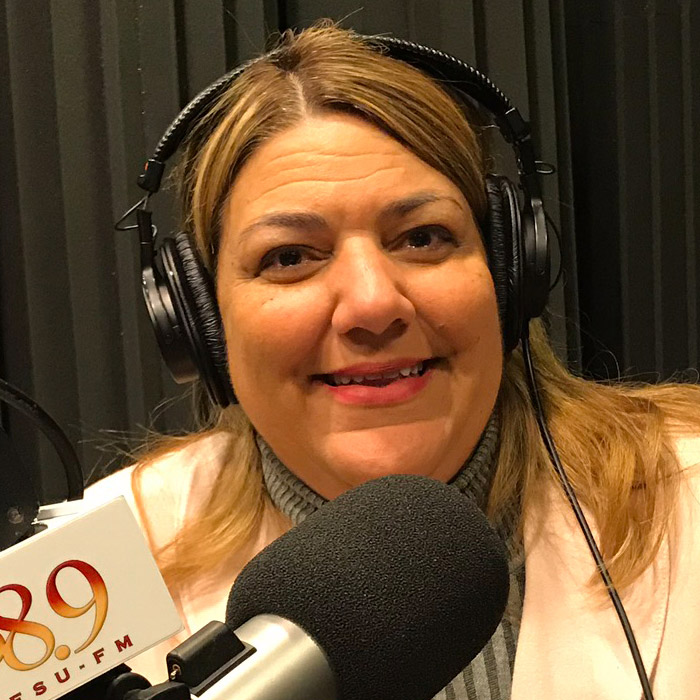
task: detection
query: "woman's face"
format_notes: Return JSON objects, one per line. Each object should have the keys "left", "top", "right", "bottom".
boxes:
{"left": 217, "top": 113, "right": 502, "bottom": 499}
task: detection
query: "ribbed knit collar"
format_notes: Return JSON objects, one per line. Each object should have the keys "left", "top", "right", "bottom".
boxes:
{"left": 256, "top": 412, "right": 525, "bottom": 700}
{"left": 257, "top": 412, "right": 500, "bottom": 526}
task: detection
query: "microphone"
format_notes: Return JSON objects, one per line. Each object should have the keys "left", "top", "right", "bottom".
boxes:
{"left": 167, "top": 474, "right": 510, "bottom": 700}
{"left": 0, "top": 498, "right": 182, "bottom": 700}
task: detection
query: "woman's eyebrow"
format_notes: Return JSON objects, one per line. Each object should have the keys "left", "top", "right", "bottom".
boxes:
{"left": 238, "top": 192, "right": 464, "bottom": 239}
{"left": 378, "top": 191, "right": 465, "bottom": 221}
{"left": 239, "top": 211, "right": 328, "bottom": 240}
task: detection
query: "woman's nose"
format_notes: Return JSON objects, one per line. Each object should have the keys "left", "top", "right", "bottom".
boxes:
{"left": 330, "top": 239, "right": 416, "bottom": 343}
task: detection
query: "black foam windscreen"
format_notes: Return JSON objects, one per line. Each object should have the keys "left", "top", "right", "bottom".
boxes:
{"left": 226, "top": 474, "right": 510, "bottom": 700}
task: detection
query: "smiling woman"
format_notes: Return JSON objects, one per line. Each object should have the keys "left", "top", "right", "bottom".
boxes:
{"left": 85, "top": 21, "right": 700, "bottom": 700}
{"left": 217, "top": 113, "right": 502, "bottom": 498}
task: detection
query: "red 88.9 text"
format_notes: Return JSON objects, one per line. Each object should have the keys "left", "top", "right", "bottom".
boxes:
{"left": 0, "top": 560, "right": 108, "bottom": 672}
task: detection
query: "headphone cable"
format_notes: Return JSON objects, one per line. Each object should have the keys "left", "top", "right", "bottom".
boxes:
{"left": 521, "top": 327, "right": 654, "bottom": 700}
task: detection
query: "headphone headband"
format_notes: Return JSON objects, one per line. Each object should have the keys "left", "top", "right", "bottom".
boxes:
{"left": 137, "top": 35, "right": 537, "bottom": 195}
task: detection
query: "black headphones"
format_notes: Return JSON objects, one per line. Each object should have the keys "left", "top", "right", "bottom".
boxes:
{"left": 119, "top": 35, "right": 551, "bottom": 408}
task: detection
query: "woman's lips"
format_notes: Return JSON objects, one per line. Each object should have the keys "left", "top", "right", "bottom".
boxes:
{"left": 321, "top": 369, "right": 434, "bottom": 405}
{"left": 311, "top": 358, "right": 439, "bottom": 405}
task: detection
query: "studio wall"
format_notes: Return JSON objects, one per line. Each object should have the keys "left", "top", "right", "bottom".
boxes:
{"left": 0, "top": 0, "right": 696, "bottom": 499}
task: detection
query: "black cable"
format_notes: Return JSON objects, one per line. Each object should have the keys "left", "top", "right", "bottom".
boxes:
{"left": 0, "top": 378, "right": 84, "bottom": 501}
{"left": 114, "top": 195, "right": 148, "bottom": 231}
{"left": 520, "top": 327, "right": 654, "bottom": 700}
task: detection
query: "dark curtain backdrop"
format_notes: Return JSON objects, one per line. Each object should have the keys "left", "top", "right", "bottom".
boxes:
{"left": 0, "top": 0, "right": 696, "bottom": 500}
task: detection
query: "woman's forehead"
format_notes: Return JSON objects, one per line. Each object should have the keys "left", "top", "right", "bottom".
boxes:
{"left": 224, "top": 113, "right": 469, "bottom": 224}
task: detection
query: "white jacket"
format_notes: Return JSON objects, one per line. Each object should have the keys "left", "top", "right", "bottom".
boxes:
{"left": 85, "top": 430, "right": 700, "bottom": 699}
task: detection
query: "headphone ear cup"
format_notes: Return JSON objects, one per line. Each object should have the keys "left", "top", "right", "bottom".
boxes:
{"left": 484, "top": 175, "right": 524, "bottom": 353}
{"left": 161, "top": 233, "right": 236, "bottom": 407}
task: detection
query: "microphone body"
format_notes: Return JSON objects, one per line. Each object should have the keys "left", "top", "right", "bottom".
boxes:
{"left": 167, "top": 474, "right": 509, "bottom": 700}
{"left": 194, "top": 615, "right": 335, "bottom": 700}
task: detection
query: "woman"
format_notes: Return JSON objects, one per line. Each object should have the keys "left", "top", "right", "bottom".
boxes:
{"left": 89, "top": 23, "right": 700, "bottom": 699}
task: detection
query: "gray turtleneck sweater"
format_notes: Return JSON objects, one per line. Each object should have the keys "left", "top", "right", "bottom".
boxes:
{"left": 257, "top": 414, "right": 524, "bottom": 700}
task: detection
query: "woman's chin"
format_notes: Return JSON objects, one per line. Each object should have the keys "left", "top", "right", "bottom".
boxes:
{"left": 309, "top": 429, "right": 467, "bottom": 500}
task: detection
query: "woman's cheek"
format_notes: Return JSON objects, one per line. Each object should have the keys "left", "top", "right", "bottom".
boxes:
{"left": 224, "top": 285, "right": 330, "bottom": 373}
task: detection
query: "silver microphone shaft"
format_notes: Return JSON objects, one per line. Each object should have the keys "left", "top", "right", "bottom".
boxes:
{"left": 195, "top": 615, "right": 337, "bottom": 700}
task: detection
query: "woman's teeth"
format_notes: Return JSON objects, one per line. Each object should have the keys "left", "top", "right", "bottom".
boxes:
{"left": 329, "top": 361, "right": 425, "bottom": 386}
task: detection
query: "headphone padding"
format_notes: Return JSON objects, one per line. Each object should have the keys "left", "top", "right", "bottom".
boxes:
{"left": 484, "top": 175, "right": 521, "bottom": 352}
{"left": 501, "top": 179, "right": 524, "bottom": 352}
{"left": 171, "top": 233, "right": 235, "bottom": 406}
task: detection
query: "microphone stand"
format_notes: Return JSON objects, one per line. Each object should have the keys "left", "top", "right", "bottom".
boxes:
{"left": 62, "top": 664, "right": 189, "bottom": 700}
{"left": 108, "top": 678, "right": 190, "bottom": 700}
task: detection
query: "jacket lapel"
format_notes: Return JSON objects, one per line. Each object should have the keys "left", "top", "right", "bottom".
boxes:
{"left": 511, "top": 486, "right": 670, "bottom": 700}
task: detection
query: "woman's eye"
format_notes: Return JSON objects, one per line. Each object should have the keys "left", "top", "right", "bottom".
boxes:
{"left": 273, "top": 249, "right": 303, "bottom": 267}
{"left": 396, "top": 226, "right": 457, "bottom": 255}
{"left": 258, "top": 246, "right": 326, "bottom": 280}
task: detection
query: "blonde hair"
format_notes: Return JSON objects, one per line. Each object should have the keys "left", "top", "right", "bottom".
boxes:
{"left": 134, "top": 23, "right": 700, "bottom": 593}
{"left": 177, "top": 23, "right": 486, "bottom": 270}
